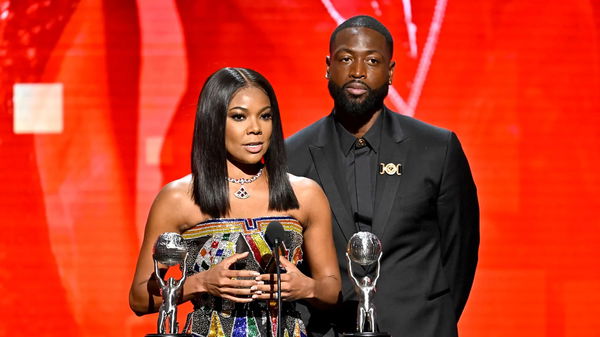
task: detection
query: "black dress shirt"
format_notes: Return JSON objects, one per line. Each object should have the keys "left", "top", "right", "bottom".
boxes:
{"left": 333, "top": 112, "right": 383, "bottom": 232}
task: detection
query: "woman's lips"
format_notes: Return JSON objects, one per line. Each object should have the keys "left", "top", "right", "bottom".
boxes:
{"left": 244, "top": 143, "right": 263, "bottom": 153}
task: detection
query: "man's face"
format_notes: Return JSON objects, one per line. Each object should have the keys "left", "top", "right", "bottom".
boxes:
{"left": 327, "top": 27, "right": 395, "bottom": 117}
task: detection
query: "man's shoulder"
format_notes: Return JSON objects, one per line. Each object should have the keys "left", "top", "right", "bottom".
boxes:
{"left": 286, "top": 115, "right": 331, "bottom": 148}
{"left": 285, "top": 115, "right": 332, "bottom": 173}
{"left": 386, "top": 109, "right": 453, "bottom": 142}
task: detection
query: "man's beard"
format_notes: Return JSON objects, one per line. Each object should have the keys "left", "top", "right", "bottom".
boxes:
{"left": 328, "top": 80, "right": 389, "bottom": 119}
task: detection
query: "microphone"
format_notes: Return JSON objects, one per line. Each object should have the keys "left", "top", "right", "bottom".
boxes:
{"left": 264, "top": 221, "right": 285, "bottom": 337}
{"left": 265, "top": 221, "right": 285, "bottom": 248}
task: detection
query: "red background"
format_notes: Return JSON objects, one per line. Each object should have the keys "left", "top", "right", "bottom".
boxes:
{"left": 1, "top": 0, "right": 599, "bottom": 336}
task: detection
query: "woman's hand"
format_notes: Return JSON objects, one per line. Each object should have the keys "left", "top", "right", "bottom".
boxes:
{"left": 190, "top": 252, "right": 261, "bottom": 303}
{"left": 253, "top": 256, "right": 315, "bottom": 301}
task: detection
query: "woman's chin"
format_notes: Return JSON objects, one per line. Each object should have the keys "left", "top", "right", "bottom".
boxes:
{"left": 227, "top": 155, "right": 264, "bottom": 168}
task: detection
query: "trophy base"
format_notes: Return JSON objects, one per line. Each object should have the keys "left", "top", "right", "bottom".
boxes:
{"left": 146, "top": 334, "right": 194, "bottom": 337}
{"left": 343, "top": 332, "right": 391, "bottom": 337}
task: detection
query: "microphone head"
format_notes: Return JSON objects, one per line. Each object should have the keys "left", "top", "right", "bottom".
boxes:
{"left": 264, "top": 221, "right": 285, "bottom": 248}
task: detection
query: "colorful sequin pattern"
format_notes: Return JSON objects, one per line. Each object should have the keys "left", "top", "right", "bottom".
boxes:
{"left": 182, "top": 216, "right": 306, "bottom": 337}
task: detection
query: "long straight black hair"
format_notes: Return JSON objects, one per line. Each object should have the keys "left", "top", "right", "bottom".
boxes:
{"left": 191, "top": 67, "right": 299, "bottom": 218}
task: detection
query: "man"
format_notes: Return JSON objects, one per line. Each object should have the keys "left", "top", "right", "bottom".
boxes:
{"left": 286, "top": 15, "right": 479, "bottom": 337}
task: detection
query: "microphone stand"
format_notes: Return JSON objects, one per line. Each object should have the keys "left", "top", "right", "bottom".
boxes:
{"left": 274, "top": 238, "right": 282, "bottom": 337}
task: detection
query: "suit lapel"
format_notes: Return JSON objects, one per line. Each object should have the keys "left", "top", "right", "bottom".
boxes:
{"left": 309, "top": 115, "right": 355, "bottom": 242}
{"left": 372, "top": 109, "right": 409, "bottom": 240}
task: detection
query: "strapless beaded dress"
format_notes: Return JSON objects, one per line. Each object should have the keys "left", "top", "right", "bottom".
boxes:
{"left": 181, "top": 216, "right": 307, "bottom": 337}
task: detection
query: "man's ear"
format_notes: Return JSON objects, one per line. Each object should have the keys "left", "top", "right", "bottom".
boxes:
{"left": 325, "top": 55, "right": 331, "bottom": 78}
{"left": 388, "top": 60, "right": 396, "bottom": 84}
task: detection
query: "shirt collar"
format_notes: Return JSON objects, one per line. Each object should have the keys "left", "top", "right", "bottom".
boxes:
{"left": 333, "top": 110, "right": 383, "bottom": 156}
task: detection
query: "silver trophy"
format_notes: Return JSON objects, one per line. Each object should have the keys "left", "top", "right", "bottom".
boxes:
{"left": 344, "top": 232, "right": 390, "bottom": 337}
{"left": 147, "top": 232, "right": 192, "bottom": 337}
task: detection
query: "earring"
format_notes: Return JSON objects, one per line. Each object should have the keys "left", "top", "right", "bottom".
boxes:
{"left": 325, "top": 72, "right": 330, "bottom": 79}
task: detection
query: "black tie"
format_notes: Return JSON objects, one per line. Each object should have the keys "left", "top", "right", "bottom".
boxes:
{"left": 354, "top": 138, "right": 373, "bottom": 232}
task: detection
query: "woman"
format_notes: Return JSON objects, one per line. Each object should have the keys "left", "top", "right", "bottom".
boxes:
{"left": 129, "top": 67, "right": 341, "bottom": 337}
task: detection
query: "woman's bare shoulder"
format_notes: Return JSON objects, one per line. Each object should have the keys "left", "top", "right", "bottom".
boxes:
{"left": 149, "top": 174, "right": 204, "bottom": 228}
{"left": 288, "top": 173, "right": 319, "bottom": 191}
{"left": 287, "top": 174, "right": 331, "bottom": 229}
{"left": 156, "top": 175, "right": 194, "bottom": 205}
{"left": 287, "top": 173, "right": 327, "bottom": 201}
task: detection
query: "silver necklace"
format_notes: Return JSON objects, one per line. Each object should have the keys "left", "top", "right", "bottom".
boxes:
{"left": 226, "top": 168, "right": 263, "bottom": 199}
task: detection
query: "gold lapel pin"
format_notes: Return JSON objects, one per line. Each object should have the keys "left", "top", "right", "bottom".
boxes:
{"left": 379, "top": 163, "right": 402, "bottom": 176}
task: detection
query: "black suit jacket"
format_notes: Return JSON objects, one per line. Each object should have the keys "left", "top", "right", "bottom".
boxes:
{"left": 286, "top": 108, "right": 479, "bottom": 337}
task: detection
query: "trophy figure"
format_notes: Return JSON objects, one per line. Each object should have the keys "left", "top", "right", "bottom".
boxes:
{"left": 147, "top": 232, "right": 193, "bottom": 337}
{"left": 344, "top": 232, "right": 390, "bottom": 337}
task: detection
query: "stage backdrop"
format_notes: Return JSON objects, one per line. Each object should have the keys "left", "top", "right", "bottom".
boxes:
{"left": 1, "top": 0, "right": 599, "bottom": 336}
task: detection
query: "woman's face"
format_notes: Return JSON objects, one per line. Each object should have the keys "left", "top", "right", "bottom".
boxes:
{"left": 225, "top": 86, "right": 273, "bottom": 166}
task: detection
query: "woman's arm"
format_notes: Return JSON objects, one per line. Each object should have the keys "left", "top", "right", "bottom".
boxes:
{"left": 254, "top": 177, "right": 341, "bottom": 308}
{"left": 129, "top": 180, "right": 260, "bottom": 316}
{"left": 128, "top": 182, "right": 190, "bottom": 315}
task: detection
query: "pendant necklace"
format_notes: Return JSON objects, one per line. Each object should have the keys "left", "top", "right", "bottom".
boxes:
{"left": 226, "top": 168, "right": 263, "bottom": 199}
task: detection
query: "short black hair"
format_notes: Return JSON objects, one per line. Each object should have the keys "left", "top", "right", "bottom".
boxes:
{"left": 191, "top": 67, "right": 299, "bottom": 218}
{"left": 329, "top": 15, "right": 394, "bottom": 57}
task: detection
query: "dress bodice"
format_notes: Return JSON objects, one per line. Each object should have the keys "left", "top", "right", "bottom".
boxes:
{"left": 182, "top": 216, "right": 304, "bottom": 274}
{"left": 181, "top": 216, "right": 306, "bottom": 337}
